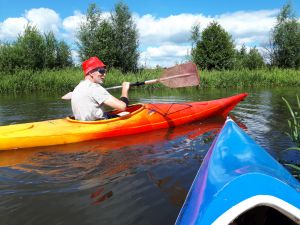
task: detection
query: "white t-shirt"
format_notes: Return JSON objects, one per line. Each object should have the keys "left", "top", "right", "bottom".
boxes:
{"left": 71, "top": 79, "right": 112, "bottom": 121}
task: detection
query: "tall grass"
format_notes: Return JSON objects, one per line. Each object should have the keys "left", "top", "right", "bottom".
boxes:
{"left": 282, "top": 96, "right": 300, "bottom": 174}
{"left": 201, "top": 68, "right": 300, "bottom": 88}
{"left": 0, "top": 68, "right": 82, "bottom": 94}
{"left": 0, "top": 67, "right": 299, "bottom": 94}
{"left": 0, "top": 67, "right": 163, "bottom": 94}
{"left": 283, "top": 96, "right": 300, "bottom": 146}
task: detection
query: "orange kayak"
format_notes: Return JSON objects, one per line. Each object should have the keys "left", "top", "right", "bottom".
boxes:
{"left": 0, "top": 93, "right": 248, "bottom": 151}
{"left": 0, "top": 117, "right": 225, "bottom": 168}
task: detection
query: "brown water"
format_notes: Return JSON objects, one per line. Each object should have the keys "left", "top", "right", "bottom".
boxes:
{"left": 0, "top": 87, "right": 299, "bottom": 225}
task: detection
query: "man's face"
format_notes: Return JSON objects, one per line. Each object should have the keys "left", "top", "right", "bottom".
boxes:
{"left": 91, "top": 68, "right": 106, "bottom": 84}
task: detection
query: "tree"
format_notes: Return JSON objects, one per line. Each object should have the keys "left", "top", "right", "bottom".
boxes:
{"left": 244, "top": 47, "right": 265, "bottom": 70}
{"left": 16, "top": 25, "right": 45, "bottom": 70}
{"left": 190, "top": 24, "right": 201, "bottom": 61}
{"left": 192, "top": 21, "right": 235, "bottom": 70}
{"left": 44, "top": 31, "right": 57, "bottom": 69}
{"left": 0, "top": 42, "right": 23, "bottom": 73}
{"left": 233, "top": 45, "right": 265, "bottom": 70}
{"left": 0, "top": 25, "right": 73, "bottom": 72}
{"left": 270, "top": 3, "right": 300, "bottom": 68}
{"left": 234, "top": 44, "right": 247, "bottom": 69}
{"left": 77, "top": 4, "right": 106, "bottom": 62}
{"left": 77, "top": 1, "right": 139, "bottom": 72}
{"left": 56, "top": 41, "right": 73, "bottom": 68}
{"left": 110, "top": 1, "right": 139, "bottom": 72}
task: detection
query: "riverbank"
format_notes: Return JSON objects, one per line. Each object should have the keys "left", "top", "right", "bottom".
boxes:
{"left": 0, "top": 67, "right": 299, "bottom": 94}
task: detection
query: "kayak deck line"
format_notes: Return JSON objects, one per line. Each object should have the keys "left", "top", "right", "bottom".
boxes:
{"left": 175, "top": 118, "right": 300, "bottom": 225}
{"left": 0, "top": 93, "right": 248, "bottom": 150}
{"left": 1, "top": 124, "right": 34, "bottom": 136}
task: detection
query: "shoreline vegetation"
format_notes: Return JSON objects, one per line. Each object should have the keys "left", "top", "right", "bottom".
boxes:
{"left": 0, "top": 68, "right": 299, "bottom": 94}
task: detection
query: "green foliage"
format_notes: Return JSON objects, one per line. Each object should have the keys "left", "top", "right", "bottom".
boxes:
{"left": 1, "top": 68, "right": 299, "bottom": 94}
{"left": 285, "top": 164, "right": 300, "bottom": 174}
{"left": 77, "top": 4, "right": 106, "bottom": 60}
{"left": 234, "top": 46, "right": 265, "bottom": 70}
{"left": 234, "top": 44, "right": 247, "bottom": 69}
{"left": 244, "top": 48, "right": 265, "bottom": 70}
{"left": 56, "top": 41, "right": 73, "bottom": 68}
{"left": 190, "top": 24, "right": 201, "bottom": 47}
{"left": 0, "top": 42, "right": 22, "bottom": 73}
{"left": 77, "top": 1, "right": 139, "bottom": 72}
{"left": 44, "top": 32, "right": 57, "bottom": 69}
{"left": 270, "top": 3, "right": 300, "bottom": 69}
{"left": 0, "top": 67, "right": 161, "bottom": 94}
{"left": 0, "top": 25, "right": 73, "bottom": 72}
{"left": 16, "top": 25, "right": 46, "bottom": 70}
{"left": 282, "top": 95, "right": 300, "bottom": 173}
{"left": 200, "top": 68, "right": 300, "bottom": 88}
{"left": 190, "top": 24, "right": 201, "bottom": 54}
{"left": 110, "top": 1, "right": 139, "bottom": 72}
{"left": 192, "top": 21, "right": 235, "bottom": 70}
{"left": 282, "top": 96, "right": 300, "bottom": 146}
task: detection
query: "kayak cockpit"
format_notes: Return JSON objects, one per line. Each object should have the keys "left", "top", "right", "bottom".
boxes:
{"left": 66, "top": 104, "right": 144, "bottom": 124}
{"left": 230, "top": 205, "right": 299, "bottom": 225}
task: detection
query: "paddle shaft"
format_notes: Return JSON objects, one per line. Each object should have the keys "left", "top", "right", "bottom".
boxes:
{"left": 61, "top": 62, "right": 199, "bottom": 100}
{"left": 107, "top": 73, "right": 195, "bottom": 90}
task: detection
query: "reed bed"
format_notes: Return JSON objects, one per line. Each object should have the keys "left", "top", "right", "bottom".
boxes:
{"left": 282, "top": 96, "right": 300, "bottom": 173}
{"left": 283, "top": 95, "right": 300, "bottom": 147}
{"left": 0, "top": 68, "right": 299, "bottom": 94}
{"left": 200, "top": 68, "right": 300, "bottom": 88}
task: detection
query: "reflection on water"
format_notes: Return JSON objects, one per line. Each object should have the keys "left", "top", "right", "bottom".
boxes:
{"left": 0, "top": 87, "right": 299, "bottom": 225}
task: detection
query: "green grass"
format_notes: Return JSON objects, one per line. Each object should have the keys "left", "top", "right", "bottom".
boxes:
{"left": 201, "top": 68, "right": 300, "bottom": 88}
{"left": 0, "top": 67, "right": 299, "bottom": 94}
{"left": 282, "top": 96, "right": 300, "bottom": 174}
{"left": 283, "top": 95, "right": 300, "bottom": 146}
{"left": 0, "top": 67, "right": 163, "bottom": 94}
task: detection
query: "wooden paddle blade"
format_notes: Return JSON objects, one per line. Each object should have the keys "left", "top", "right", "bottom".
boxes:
{"left": 159, "top": 62, "right": 200, "bottom": 88}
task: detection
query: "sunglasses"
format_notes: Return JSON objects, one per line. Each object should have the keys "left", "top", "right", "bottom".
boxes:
{"left": 96, "top": 68, "right": 106, "bottom": 75}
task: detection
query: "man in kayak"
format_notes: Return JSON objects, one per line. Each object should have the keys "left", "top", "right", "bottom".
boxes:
{"left": 71, "top": 56, "right": 130, "bottom": 121}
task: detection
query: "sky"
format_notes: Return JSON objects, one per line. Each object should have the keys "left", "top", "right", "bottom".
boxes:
{"left": 0, "top": 0, "right": 299, "bottom": 67}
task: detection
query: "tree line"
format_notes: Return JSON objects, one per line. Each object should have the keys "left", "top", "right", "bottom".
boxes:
{"left": 0, "top": 1, "right": 299, "bottom": 74}
{"left": 0, "top": 26, "right": 73, "bottom": 73}
{"left": 191, "top": 3, "right": 300, "bottom": 70}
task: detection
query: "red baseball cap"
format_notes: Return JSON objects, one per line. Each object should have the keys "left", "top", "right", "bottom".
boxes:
{"left": 82, "top": 57, "right": 106, "bottom": 76}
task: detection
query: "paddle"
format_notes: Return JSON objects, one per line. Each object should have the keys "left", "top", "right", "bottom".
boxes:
{"left": 61, "top": 62, "right": 200, "bottom": 100}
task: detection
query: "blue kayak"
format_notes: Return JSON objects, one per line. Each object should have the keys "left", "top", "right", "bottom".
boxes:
{"left": 175, "top": 118, "right": 300, "bottom": 225}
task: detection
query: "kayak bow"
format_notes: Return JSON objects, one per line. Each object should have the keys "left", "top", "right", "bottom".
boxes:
{"left": 175, "top": 118, "right": 300, "bottom": 225}
{"left": 0, "top": 93, "right": 247, "bottom": 151}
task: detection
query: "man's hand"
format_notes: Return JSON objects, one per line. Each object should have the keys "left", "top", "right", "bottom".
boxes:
{"left": 121, "top": 82, "right": 130, "bottom": 98}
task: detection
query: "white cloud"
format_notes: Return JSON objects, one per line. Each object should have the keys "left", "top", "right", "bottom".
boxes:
{"left": 25, "top": 8, "right": 61, "bottom": 34}
{"left": 61, "top": 11, "right": 110, "bottom": 42}
{"left": 135, "top": 13, "right": 210, "bottom": 46}
{"left": 140, "top": 44, "right": 191, "bottom": 67}
{"left": 217, "top": 10, "right": 278, "bottom": 46}
{"left": 0, "top": 8, "right": 61, "bottom": 41}
{"left": 135, "top": 10, "right": 278, "bottom": 47}
{"left": 62, "top": 11, "right": 85, "bottom": 36}
{"left": 0, "top": 17, "right": 28, "bottom": 40}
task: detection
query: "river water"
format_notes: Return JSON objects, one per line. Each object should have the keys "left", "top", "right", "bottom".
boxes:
{"left": 0, "top": 87, "right": 299, "bottom": 225}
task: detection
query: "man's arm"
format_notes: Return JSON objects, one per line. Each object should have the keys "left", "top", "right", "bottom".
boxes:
{"left": 103, "top": 82, "right": 130, "bottom": 111}
{"left": 104, "top": 96, "right": 127, "bottom": 111}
